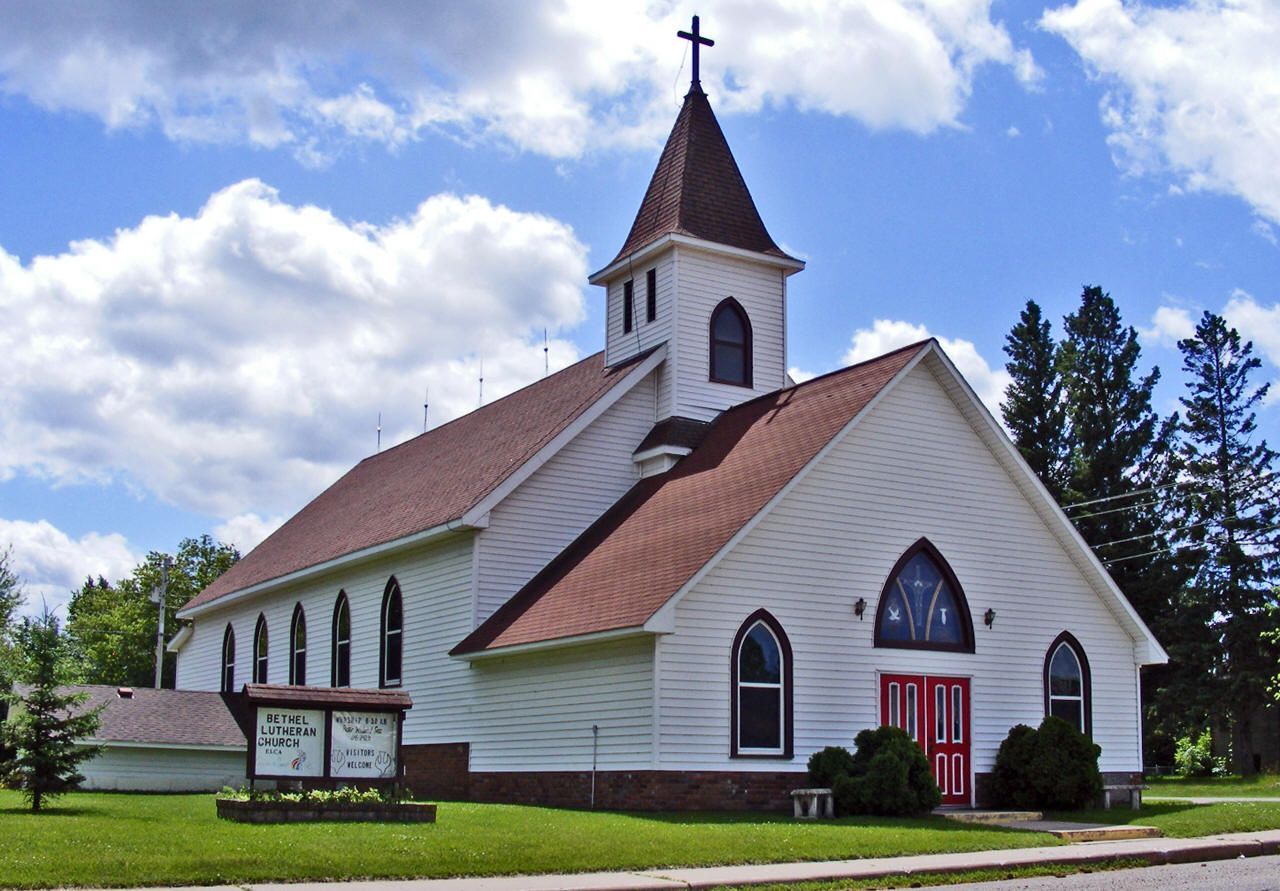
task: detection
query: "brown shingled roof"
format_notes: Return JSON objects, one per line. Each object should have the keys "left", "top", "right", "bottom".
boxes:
{"left": 185, "top": 351, "right": 649, "bottom": 611}
{"left": 452, "top": 342, "right": 928, "bottom": 655}
{"left": 69, "top": 686, "right": 250, "bottom": 748}
{"left": 610, "top": 88, "right": 792, "bottom": 265}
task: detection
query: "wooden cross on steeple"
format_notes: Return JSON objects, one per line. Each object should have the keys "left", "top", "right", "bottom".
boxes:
{"left": 677, "top": 15, "right": 715, "bottom": 92}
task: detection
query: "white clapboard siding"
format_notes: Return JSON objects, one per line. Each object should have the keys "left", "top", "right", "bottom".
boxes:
{"left": 604, "top": 253, "right": 676, "bottom": 369}
{"left": 473, "top": 373, "right": 656, "bottom": 624}
{"left": 657, "top": 360, "right": 1144, "bottom": 774}
{"left": 671, "top": 246, "right": 787, "bottom": 421}
{"left": 80, "top": 745, "right": 246, "bottom": 792}
{"left": 466, "top": 636, "right": 654, "bottom": 771}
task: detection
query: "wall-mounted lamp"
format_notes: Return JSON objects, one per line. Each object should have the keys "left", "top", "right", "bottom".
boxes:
{"left": 984, "top": 608, "right": 996, "bottom": 628}
{"left": 854, "top": 598, "right": 867, "bottom": 620}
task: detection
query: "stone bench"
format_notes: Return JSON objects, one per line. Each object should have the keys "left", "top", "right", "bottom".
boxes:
{"left": 1100, "top": 784, "right": 1143, "bottom": 810}
{"left": 790, "top": 787, "right": 835, "bottom": 819}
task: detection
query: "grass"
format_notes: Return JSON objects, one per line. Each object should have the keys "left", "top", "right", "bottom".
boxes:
{"left": 1049, "top": 799, "right": 1280, "bottom": 837}
{"left": 1144, "top": 774, "right": 1280, "bottom": 799}
{"left": 0, "top": 791, "right": 1057, "bottom": 889}
{"left": 711, "top": 858, "right": 1150, "bottom": 891}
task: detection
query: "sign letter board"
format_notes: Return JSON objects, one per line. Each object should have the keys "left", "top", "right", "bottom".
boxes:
{"left": 253, "top": 707, "right": 325, "bottom": 777}
{"left": 330, "top": 711, "right": 398, "bottom": 778}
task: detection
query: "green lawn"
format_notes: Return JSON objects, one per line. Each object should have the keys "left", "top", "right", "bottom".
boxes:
{"left": 0, "top": 792, "right": 1054, "bottom": 889}
{"left": 1145, "top": 774, "right": 1280, "bottom": 799}
{"left": 1051, "top": 800, "right": 1280, "bottom": 837}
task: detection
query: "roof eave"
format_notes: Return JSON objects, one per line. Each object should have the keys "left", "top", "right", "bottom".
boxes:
{"left": 451, "top": 625, "right": 652, "bottom": 662}
{"left": 589, "top": 233, "right": 804, "bottom": 285}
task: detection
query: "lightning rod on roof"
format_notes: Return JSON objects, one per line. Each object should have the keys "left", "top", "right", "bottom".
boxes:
{"left": 479, "top": 358, "right": 484, "bottom": 407}
{"left": 423, "top": 387, "right": 429, "bottom": 433}
{"left": 544, "top": 328, "right": 549, "bottom": 377}
{"left": 376, "top": 411, "right": 382, "bottom": 453}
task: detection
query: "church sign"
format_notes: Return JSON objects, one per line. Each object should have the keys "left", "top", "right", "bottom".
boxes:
{"left": 243, "top": 684, "right": 412, "bottom": 785}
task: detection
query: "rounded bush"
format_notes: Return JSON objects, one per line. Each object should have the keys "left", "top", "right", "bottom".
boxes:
{"left": 991, "top": 716, "right": 1103, "bottom": 811}
{"left": 807, "top": 745, "right": 856, "bottom": 788}
{"left": 828, "top": 726, "right": 940, "bottom": 817}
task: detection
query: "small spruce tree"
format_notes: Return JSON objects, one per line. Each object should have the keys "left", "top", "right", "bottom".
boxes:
{"left": 2, "top": 610, "right": 102, "bottom": 811}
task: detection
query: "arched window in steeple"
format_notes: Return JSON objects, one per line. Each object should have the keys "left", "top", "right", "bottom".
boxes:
{"left": 710, "top": 298, "right": 752, "bottom": 387}
{"left": 221, "top": 625, "right": 236, "bottom": 694}
{"left": 874, "top": 538, "right": 975, "bottom": 653}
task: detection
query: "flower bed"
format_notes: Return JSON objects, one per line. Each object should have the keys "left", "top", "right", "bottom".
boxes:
{"left": 216, "top": 797, "right": 436, "bottom": 823}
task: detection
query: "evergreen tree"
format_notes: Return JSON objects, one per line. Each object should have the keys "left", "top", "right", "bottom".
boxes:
{"left": 2, "top": 610, "right": 102, "bottom": 811}
{"left": 1002, "top": 300, "right": 1069, "bottom": 500}
{"left": 1057, "top": 286, "right": 1167, "bottom": 620}
{"left": 0, "top": 548, "right": 25, "bottom": 764}
{"left": 1170, "top": 312, "right": 1280, "bottom": 775}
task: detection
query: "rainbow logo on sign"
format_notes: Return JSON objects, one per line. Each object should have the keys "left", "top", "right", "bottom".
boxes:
{"left": 290, "top": 751, "right": 307, "bottom": 772}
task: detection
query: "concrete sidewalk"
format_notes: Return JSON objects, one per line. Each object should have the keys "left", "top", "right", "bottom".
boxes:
{"left": 147, "top": 829, "right": 1280, "bottom": 891}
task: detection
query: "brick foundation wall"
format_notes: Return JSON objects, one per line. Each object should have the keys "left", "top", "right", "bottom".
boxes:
{"left": 402, "top": 743, "right": 470, "bottom": 800}
{"left": 974, "top": 770, "right": 1143, "bottom": 808}
{"left": 470, "top": 769, "right": 807, "bottom": 812}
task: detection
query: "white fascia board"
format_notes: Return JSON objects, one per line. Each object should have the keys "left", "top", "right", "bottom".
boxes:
{"left": 919, "top": 347, "right": 1169, "bottom": 666}
{"left": 631, "top": 444, "right": 692, "bottom": 464}
{"left": 452, "top": 626, "right": 651, "bottom": 662}
{"left": 460, "top": 345, "right": 667, "bottom": 526}
{"left": 165, "top": 624, "right": 193, "bottom": 653}
{"left": 84, "top": 739, "right": 247, "bottom": 752}
{"left": 177, "top": 520, "right": 463, "bottom": 620}
{"left": 589, "top": 235, "right": 804, "bottom": 285}
{"left": 645, "top": 344, "right": 931, "bottom": 632}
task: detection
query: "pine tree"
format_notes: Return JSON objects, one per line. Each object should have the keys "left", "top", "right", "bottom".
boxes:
{"left": 1171, "top": 312, "right": 1280, "bottom": 775}
{"left": 1002, "top": 300, "right": 1069, "bottom": 500}
{"left": 2, "top": 610, "right": 102, "bottom": 811}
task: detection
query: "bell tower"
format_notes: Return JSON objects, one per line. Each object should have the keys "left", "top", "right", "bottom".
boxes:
{"left": 589, "top": 16, "right": 804, "bottom": 424}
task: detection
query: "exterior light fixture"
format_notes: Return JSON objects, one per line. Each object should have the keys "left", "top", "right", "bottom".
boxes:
{"left": 984, "top": 608, "right": 996, "bottom": 628}
{"left": 854, "top": 598, "right": 867, "bottom": 620}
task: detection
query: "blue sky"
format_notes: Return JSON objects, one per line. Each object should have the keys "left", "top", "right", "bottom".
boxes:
{"left": 1, "top": 0, "right": 1277, "bottom": 611}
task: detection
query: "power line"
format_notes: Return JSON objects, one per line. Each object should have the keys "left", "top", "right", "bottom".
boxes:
{"left": 1062, "top": 478, "right": 1201, "bottom": 512}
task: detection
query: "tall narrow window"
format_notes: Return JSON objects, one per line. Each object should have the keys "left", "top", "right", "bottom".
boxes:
{"left": 622, "top": 280, "right": 634, "bottom": 334}
{"left": 221, "top": 625, "right": 236, "bottom": 694}
{"left": 1045, "top": 632, "right": 1091, "bottom": 735}
{"left": 290, "top": 604, "right": 307, "bottom": 686}
{"left": 252, "top": 614, "right": 268, "bottom": 684}
{"left": 730, "top": 609, "right": 793, "bottom": 757}
{"left": 332, "top": 592, "right": 351, "bottom": 687}
{"left": 709, "top": 298, "right": 752, "bottom": 387}
{"left": 646, "top": 268, "right": 657, "bottom": 323}
{"left": 874, "top": 538, "right": 975, "bottom": 653}
{"left": 380, "top": 578, "right": 403, "bottom": 688}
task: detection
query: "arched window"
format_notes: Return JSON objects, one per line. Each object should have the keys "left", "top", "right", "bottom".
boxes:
{"left": 332, "top": 592, "right": 351, "bottom": 687}
{"left": 1045, "top": 632, "right": 1092, "bottom": 736}
{"left": 730, "top": 609, "right": 793, "bottom": 757}
{"left": 709, "top": 298, "right": 752, "bottom": 387}
{"left": 380, "top": 578, "right": 403, "bottom": 688}
{"left": 252, "top": 614, "right": 269, "bottom": 684}
{"left": 221, "top": 625, "right": 236, "bottom": 694}
{"left": 290, "top": 604, "right": 307, "bottom": 686}
{"left": 874, "top": 538, "right": 975, "bottom": 653}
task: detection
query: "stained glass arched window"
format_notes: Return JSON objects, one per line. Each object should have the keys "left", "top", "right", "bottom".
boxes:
{"left": 874, "top": 538, "right": 974, "bottom": 653}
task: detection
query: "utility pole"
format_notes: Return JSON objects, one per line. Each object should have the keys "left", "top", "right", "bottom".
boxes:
{"left": 151, "top": 559, "right": 170, "bottom": 689}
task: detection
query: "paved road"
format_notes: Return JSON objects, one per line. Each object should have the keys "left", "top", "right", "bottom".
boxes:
{"left": 931, "top": 854, "right": 1280, "bottom": 890}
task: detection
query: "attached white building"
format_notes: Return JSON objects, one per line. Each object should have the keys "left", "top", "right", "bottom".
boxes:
{"left": 173, "top": 71, "right": 1165, "bottom": 809}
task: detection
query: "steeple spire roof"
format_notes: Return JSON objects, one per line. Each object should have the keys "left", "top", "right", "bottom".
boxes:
{"left": 609, "top": 86, "right": 792, "bottom": 265}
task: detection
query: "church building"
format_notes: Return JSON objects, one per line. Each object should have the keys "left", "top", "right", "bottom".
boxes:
{"left": 174, "top": 22, "right": 1165, "bottom": 810}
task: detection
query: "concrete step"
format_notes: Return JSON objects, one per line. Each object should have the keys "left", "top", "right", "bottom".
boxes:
{"left": 939, "top": 808, "right": 1044, "bottom": 824}
{"left": 994, "top": 819, "right": 1164, "bottom": 842}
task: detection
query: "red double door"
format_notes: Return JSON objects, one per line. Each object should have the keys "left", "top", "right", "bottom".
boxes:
{"left": 879, "top": 674, "right": 971, "bottom": 806}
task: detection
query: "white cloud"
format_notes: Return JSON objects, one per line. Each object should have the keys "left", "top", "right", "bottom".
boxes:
{"left": 0, "top": 1, "right": 1038, "bottom": 162}
{"left": 212, "top": 513, "right": 286, "bottom": 555}
{"left": 840, "top": 319, "right": 1011, "bottom": 414}
{"left": 1006, "top": 125, "right": 1022, "bottom": 138}
{"left": 1140, "top": 305, "right": 1195, "bottom": 347}
{"left": 0, "top": 179, "right": 589, "bottom": 522}
{"left": 1043, "top": 0, "right": 1280, "bottom": 224}
{"left": 0, "top": 519, "right": 139, "bottom": 616}
{"left": 1253, "top": 219, "right": 1278, "bottom": 246}
{"left": 1223, "top": 290, "right": 1280, "bottom": 405}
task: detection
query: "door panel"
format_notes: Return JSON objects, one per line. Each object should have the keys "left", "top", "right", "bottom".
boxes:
{"left": 879, "top": 673, "right": 971, "bottom": 806}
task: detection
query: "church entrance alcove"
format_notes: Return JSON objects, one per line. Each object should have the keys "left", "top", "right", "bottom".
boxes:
{"left": 879, "top": 673, "right": 971, "bottom": 806}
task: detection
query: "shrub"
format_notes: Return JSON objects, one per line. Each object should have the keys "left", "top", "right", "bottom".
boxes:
{"left": 818, "top": 727, "right": 940, "bottom": 817}
{"left": 991, "top": 716, "right": 1103, "bottom": 810}
{"left": 807, "top": 745, "right": 855, "bottom": 788}
{"left": 1174, "top": 729, "right": 1226, "bottom": 778}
